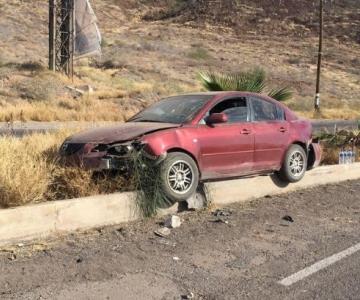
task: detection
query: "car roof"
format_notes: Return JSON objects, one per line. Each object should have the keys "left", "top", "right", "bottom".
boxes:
{"left": 172, "top": 91, "right": 270, "bottom": 98}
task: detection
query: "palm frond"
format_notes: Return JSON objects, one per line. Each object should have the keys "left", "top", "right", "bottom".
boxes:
{"left": 199, "top": 68, "right": 292, "bottom": 102}
{"left": 198, "top": 71, "right": 223, "bottom": 91}
{"left": 267, "top": 87, "right": 293, "bottom": 102}
{"left": 199, "top": 68, "right": 266, "bottom": 93}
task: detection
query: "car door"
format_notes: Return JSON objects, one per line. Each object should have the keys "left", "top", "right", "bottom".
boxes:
{"left": 196, "top": 97, "right": 255, "bottom": 179}
{"left": 250, "top": 97, "right": 290, "bottom": 171}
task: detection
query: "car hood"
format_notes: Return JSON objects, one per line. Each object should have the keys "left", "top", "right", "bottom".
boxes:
{"left": 67, "top": 122, "right": 180, "bottom": 144}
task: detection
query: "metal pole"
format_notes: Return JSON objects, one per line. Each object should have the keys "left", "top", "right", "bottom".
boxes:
{"left": 49, "top": 0, "right": 56, "bottom": 71}
{"left": 314, "top": 0, "right": 323, "bottom": 112}
{"left": 71, "top": 0, "right": 75, "bottom": 79}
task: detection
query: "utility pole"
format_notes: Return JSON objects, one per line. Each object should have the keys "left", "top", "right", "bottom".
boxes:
{"left": 314, "top": 0, "right": 323, "bottom": 112}
{"left": 49, "top": 0, "right": 75, "bottom": 77}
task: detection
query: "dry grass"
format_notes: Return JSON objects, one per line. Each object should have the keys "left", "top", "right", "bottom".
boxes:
{"left": 0, "top": 131, "right": 66, "bottom": 207}
{"left": 0, "top": 130, "right": 130, "bottom": 208}
{"left": 0, "top": 97, "right": 132, "bottom": 122}
{"left": 0, "top": 63, "right": 197, "bottom": 122}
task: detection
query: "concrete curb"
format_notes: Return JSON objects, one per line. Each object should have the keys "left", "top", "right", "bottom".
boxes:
{"left": 0, "top": 164, "right": 359, "bottom": 246}
{"left": 207, "top": 163, "right": 360, "bottom": 205}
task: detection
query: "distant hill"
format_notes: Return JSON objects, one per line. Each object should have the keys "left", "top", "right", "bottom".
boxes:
{"left": 141, "top": 0, "right": 360, "bottom": 43}
{"left": 0, "top": 0, "right": 359, "bottom": 122}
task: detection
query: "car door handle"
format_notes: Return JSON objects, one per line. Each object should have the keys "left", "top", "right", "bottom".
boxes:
{"left": 279, "top": 127, "right": 287, "bottom": 133}
{"left": 241, "top": 129, "right": 251, "bottom": 135}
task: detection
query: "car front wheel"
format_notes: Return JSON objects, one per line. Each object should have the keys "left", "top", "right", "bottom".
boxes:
{"left": 277, "top": 144, "right": 307, "bottom": 183}
{"left": 160, "top": 152, "right": 199, "bottom": 202}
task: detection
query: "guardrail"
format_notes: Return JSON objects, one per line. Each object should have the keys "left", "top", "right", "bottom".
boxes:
{"left": 0, "top": 120, "right": 358, "bottom": 137}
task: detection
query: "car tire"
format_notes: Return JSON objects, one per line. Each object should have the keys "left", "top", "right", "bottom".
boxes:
{"left": 277, "top": 144, "right": 307, "bottom": 183}
{"left": 160, "top": 152, "right": 199, "bottom": 202}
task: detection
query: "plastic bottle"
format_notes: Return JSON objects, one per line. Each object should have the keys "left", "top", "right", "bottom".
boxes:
{"left": 346, "top": 150, "right": 351, "bottom": 164}
{"left": 339, "top": 150, "right": 344, "bottom": 164}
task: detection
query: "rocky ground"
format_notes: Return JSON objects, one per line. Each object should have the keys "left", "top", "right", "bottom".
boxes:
{"left": 1, "top": 179, "right": 359, "bottom": 299}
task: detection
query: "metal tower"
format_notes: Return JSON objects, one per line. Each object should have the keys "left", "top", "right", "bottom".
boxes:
{"left": 49, "top": 0, "right": 75, "bottom": 76}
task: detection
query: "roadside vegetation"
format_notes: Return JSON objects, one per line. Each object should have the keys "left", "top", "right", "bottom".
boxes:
{"left": 0, "top": 131, "right": 129, "bottom": 208}
{"left": 316, "top": 129, "right": 359, "bottom": 165}
{"left": 0, "top": 128, "right": 357, "bottom": 209}
{"left": 131, "top": 153, "right": 173, "bottom": 217}
{"left": 199, "top": 68, "right": 293, "bottom": 101}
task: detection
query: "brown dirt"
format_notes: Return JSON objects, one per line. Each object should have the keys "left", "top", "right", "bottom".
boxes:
{"left": 142, "top": 0, "right": 360, "bottom": 43}
{"left": 0, "top": 0, "right": 359, "bottom": 121}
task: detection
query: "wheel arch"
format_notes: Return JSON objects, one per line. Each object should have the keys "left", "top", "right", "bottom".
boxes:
{"left": 291, "top": 141, "right": 307, "bottom": 152}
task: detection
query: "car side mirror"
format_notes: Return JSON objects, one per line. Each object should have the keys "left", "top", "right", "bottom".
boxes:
{"left": 206, "top": 113, "right": 228, "bottom": 125}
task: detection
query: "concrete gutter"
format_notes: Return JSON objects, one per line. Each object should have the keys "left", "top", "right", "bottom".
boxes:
{"left": 0, "top": 163, "right": 359, "bottom": 246}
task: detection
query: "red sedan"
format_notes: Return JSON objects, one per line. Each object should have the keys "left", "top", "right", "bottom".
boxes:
{"left": 60, "top": 92, "right": 321, "bottom": 201}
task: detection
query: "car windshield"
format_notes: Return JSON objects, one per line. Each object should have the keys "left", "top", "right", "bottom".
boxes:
{"left": 128, "top": 95, "right": 212, "bottom": 124}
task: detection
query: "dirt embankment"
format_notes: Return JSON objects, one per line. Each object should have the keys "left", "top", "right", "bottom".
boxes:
{"left": 142, "top": 0, "right": 360, "bottom": 43}
{"left": 0, "top": 0, "right": 359, "bottom": 122}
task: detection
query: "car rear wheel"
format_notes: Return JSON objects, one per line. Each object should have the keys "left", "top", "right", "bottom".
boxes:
{"left": 277, "top": 144, "right": 307, "bottom": 183}
{"left": 160, "top": 152, "right": 199, "bottom": 202}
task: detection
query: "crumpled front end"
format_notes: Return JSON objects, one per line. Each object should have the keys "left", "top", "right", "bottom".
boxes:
{"left": 60, "top": 140, "right": 166, "bottom": 171}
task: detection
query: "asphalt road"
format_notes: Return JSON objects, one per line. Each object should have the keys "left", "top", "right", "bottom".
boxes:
{"left": 0, "top": 180, "right": 359, "bottom": 300}
{"left": 0, "top": 119, "right": 358, "bottom": 137}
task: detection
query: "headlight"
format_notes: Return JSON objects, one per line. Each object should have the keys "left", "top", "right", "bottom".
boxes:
{"left": 114, "top": 145, "right": 133, "bottom": 154}
{"left": 109, "top": 144, "right": 134, "bottom": 156}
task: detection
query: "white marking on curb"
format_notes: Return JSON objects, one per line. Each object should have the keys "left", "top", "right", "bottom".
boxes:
{"left": 279, "top": 242, "right": 360, "bottom": 287}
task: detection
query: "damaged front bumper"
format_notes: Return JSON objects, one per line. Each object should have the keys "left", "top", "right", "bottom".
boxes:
{"left": 62, "top": 140, "right": 167, "bottom": 172}
{"left": 99, "top": 151, "right": 167, "bottom": 171}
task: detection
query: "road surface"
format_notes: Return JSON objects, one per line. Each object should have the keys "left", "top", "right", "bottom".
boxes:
{"left": 0, "top": 180, "right": 360, "bottom": 299}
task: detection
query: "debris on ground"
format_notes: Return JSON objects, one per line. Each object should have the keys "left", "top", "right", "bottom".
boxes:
{"left": 186, "top": 192, "right": 206, "bottom": 210}
{"left": 65, "top": 85, "right": 94, "bottom": 98}
{"left": 154, "top": 227, "right": 171, "bottom": 238}
{"left": 181, "top": 292, "right": 194, "bottom": 299}
{"left": 172, "top": 256, "right": 180, "bottom": 261}
{"left": 164, "top": 215, "right": 182, "bottom": 228}
{"left": 212, "top": 208, "right": 233, "bottom": 217}
{"left": 76, "top": 257, "right": 83, "bottom": 264}
{"left": 210, "top": 218, "right": 229, "bottom": 224}
{"left": 8, "top": 253, "right": 16, "bottom": 261}
{"left": 210, "top": 208, "right": 233, "bottom": 224}
{"left": 282, "top": 215, "right": 294, "bottom": 223}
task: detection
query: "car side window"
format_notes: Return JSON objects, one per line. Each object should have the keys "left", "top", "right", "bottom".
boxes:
{"left": 207, "top": 97, "right": 248, "bottom": 124}
{"left": 276, "top": 105, "right": 285, "bottom": 121}
{"left": 251, "top": 98, "right": 282, "bottom": 122}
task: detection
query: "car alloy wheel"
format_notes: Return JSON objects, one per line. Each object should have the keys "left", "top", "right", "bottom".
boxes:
{"left": 289, "top": 150, "right": 305, "bottom": 177}
{"left": 167, "top": 160, "right": 194, "bottom": 194}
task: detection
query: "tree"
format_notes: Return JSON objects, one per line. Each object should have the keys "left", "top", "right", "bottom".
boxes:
{"left": 198, "top": 68, "right": 293, "bottom": 102}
